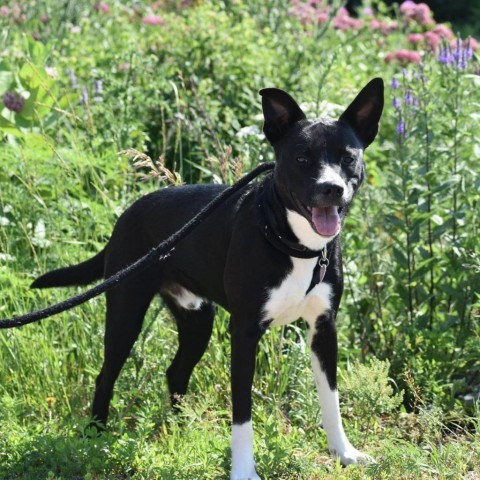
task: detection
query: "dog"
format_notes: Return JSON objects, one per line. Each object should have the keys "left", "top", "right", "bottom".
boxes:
{"left": 31, "top": 78, "right": 384, "bottom": 479}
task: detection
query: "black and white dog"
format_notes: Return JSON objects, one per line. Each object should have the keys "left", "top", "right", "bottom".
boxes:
{"left": 32, "top": 78, "right": 384, "bottom": 479}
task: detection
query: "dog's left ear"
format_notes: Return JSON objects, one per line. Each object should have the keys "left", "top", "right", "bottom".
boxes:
{"left": 339, "top": 78, "right": 384, "bottom": 148}
{"left": 260, "top": 88, "right": 306, "bottom": 144}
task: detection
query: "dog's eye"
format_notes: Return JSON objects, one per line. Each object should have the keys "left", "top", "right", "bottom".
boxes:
{"left": 296, "top": 156, "right": 309, "bottom": 164}
{"left": 342, "top": 155, "right": 355, "bottom": 165}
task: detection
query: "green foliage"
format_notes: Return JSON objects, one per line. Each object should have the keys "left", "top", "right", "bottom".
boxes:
{"left": 341, "top": 358, "right": 404, "bottom": 432}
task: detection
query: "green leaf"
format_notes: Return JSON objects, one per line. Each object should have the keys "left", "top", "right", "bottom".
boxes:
{"left": 0, "top": 70, "right": 14, "bottom": 96}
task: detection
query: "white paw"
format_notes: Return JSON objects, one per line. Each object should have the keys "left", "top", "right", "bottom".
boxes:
{"left": 230, "top": 468, "right": 261, "bottom": 480}
{"left": 331, "top": 445, "right": 375, "bottom": 466}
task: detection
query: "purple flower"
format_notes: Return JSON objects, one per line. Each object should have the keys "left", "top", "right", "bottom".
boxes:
{"left": 438, "top": 46, "right": 453, "bottom": 65}
{"left": 396, "top": 120, "right": 406, "bottom": 137}
{"left": 3, "top": 91, "right": 24, "bottom": 113}
{"left": 391, "top": 77, "right": 400, "bottom": 89}
{"left": 67, "top": 68, "right": 78, "bottom": 88}
{"left": 453, "top": 38, "right": 462, "bottom": 62}
{"left": 393, "top": 97, "right": 401, "bottom": 109}
{"left": 404, "top": 90, "right": 415, "bottom": 105}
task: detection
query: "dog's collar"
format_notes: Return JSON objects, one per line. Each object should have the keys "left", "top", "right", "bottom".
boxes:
{"left": 261, "top": 214, "right": 330, "bottom": 293}
{"left": 258, "top": 181, "right": 324, "bottom": 259}
{"left": 261, "top": 219, "right": 324, "bottom": 259}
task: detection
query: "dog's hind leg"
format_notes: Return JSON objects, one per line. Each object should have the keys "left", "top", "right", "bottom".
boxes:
{"left": 91, "top": 273, "right": 157, "bottom": 427}
{"left": 163, "top": 297, "right": 215, "bottom": 410}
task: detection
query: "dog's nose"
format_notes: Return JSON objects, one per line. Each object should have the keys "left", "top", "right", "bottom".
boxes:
{"left": 317, "top": 182, "right": 344, "bottom": 199}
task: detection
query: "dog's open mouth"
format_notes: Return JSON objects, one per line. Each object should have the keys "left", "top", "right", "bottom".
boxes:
{"left": 306, "top": 205, "right": 341, "bottom": 237}
{"left": 291, "top": 193, "right": 342, "bottom": 237}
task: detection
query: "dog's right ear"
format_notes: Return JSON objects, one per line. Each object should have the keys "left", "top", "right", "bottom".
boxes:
{"left": 260, "top": 88, "right": 306, "bottom": 144}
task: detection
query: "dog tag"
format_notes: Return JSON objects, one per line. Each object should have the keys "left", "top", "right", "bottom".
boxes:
{"left": 319, "top": 262, "right": 327, "bottom": 282}
{"left": 306, "top": 248, "right": 329, "bottom": 294}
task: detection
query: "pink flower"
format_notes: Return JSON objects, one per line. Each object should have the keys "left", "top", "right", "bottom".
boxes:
{"left": 316, "top": 10, "right": 329, "bottom": 23}
{"left": 0, "top": 6, "right": 10, "bottom": 16}
{"left": 399, "top": 0, "right": 416, "bottom": 13}
{"left": 142, "top": 14, "right": 165, "bottom": 25}
{"left": 414, "top": 3, "right": 433, "bottom": 25}
{"left": 94, "top": 2, "right": 110, "bottom": 14}
{"left": 370, "top": 19, "right": 398, "bottom": 36}
{"left": 400, "top": 1, "right": 434, "bottom": 26}
{"left": 467, "top": 37, "right": 479, "bottom": 51}
{"left": 407, "top": 33, "right": 423, "bottom": 44}
{"left": 384, "top": 52, "right": 395, "bottom": 63}
{"left": 333, "top": 14, "right": 362, "bottom": 31}
{"left": 385, "top": 49, "right": 422, "bottom": 64}
{"left": 424, "top": 31, "right": 441, "bottom": 50}
{"left": 432, "top": 24, "right": 454, "bottom": 40}
{"left": 40, "top": 14, "right": 48, "bottom": 24}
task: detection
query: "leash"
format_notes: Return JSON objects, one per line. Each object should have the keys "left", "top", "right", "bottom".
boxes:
{"left": 0, "top": 162, "right": 275, "bottom": 329}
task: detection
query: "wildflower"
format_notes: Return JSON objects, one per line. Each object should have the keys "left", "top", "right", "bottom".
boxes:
{"left": 67, "top": 68, "right": 78, "bottom": 88}
{"left": 396, "top": 120, "right": 406, "bottom": 136}
{"left": 363, "top": 7, "right": 373, "bottom": 16}
{"left": 70, "top": 25, "right": 81, "bottom": 33}
{"left": 407, "top": 33, "right": 423, "bottom": 44}
{"left": 3, "top": 91, "right": 24, "bottom": 113}
{"left": 391, "top": 77, "right": 400, "bottom": 89}
{"left": 392, "top": 97, "right": 401, "bottom": 109}
{"left": 40, "top": 14, "right": 48, "bottom": 24}
{"left": 94, "top": 2, "right": 110, "bottom": 14}
{"left": 424, "top": 31, "right": 441, "bottom": 51}
{"left": 333, "top": 8, "right": 362, "bottom": 31}
{"left": 438, "top": 46, "right": 453, "bottom": 65}
{"left": 404, "top": 91, "right": 415, "bottom": 105}
{"left": 400, "top": 1, "right": 433, "bottom": 26}
{"left": 432, "top": 24, "right": 454, "bottom": 41}
{"left": 370, "top": 19, "right": 398, "bottom": 36}
{"left": 0, "top": 6, "right": 10, "bottom": 16}
{"left": 333, "top": 15, "right": 362, "bottom": 31}
{"left": 142, "top": 14, "right": 165, "bottom": 25}
{"left": 385, "top": 49, "right": 421, "bottom": 64}
{"left": 45, "top": 67, "right": 58, "bottom": 79}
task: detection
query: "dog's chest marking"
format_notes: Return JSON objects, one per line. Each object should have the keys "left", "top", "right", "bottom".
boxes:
{"left": 263, "top": 257, "right": 332, "bottom": 327}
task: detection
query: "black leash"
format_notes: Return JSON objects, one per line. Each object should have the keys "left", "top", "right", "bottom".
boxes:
{"left": 0, "top": 162, "right": 275, "bottom": 329}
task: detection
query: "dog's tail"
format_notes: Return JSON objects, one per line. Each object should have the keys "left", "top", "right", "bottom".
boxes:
{"left": 31, "top": 250, "right": 105, "bottom": 289}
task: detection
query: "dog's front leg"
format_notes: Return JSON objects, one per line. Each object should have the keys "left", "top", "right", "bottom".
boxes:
{"left": 230, "top": 320, "right": 263, "bottom": 480}
{"left": 309, "top": 315, "right": 373, "bottom": 465}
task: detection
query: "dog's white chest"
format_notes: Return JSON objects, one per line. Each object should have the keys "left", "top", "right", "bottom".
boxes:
{"left": 262, "top": 257, "right": 332, "bottom": 327}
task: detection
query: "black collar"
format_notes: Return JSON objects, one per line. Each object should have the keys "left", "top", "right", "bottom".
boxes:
{"left": 258, "top": 180, "right": 324, "bottom": 259}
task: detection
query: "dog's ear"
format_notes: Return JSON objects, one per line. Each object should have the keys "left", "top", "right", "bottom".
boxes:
{"left": 339, "top": 78, "right": 384, "bottom": 148}
{"left": 260, "top": 88, "right": 306, "bottom": 144}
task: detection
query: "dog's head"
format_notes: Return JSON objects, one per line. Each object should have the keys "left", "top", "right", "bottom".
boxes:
{"left": 260, "top": 78, "right": 384, "bottom": 240}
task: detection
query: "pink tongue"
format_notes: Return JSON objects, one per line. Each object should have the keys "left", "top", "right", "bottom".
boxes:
{"left": 311, "top": 206, "right": 340, "bottom": 236}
